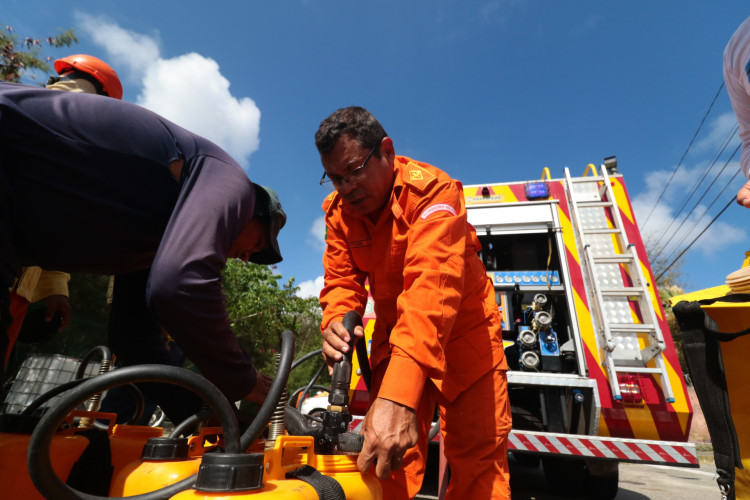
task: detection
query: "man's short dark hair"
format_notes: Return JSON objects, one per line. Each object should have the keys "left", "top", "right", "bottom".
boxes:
{"left": 315, "top": 106, "right": 388, "bottom": 156}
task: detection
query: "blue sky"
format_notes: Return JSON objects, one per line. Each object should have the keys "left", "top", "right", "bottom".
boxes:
{"left": 6, "top": 1, "right": 750, "bottom": 296}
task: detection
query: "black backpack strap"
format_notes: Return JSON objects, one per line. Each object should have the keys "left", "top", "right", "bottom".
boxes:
{"left": 65, "top": 428, "right": 114, "bottom": 495}
{"left": 693, "top": 294, "right": 750, "bottom": 341}
{"left": 286, "top": 464, "right": 346, "bottom": 500}
{"left": 673, "top": 300, "right": 744, "bottom": 500}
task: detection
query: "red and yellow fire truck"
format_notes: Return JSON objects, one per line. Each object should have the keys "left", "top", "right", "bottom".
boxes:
{"left": 347, "top": 156, "right": 697, "bottom": 498}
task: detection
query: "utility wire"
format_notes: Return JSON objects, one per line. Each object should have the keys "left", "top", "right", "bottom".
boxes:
{"left": 643, "top": 81, "right": 726, "bottom": 227}
{"left": 658, "top": 147, "right": 742, "bottom": 268}
{"left": 655, "top": 195, "right": 736, "bottom": 282}
{"left": 650, "top": 136, "right": 739, "bottom": 259}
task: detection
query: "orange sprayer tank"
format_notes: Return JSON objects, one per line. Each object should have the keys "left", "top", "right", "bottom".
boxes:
{"left": 0, "top": 412, "right": 162, "bottom": 499}
{"left": 110, "top": 428, "right": 225, "bottom": 496}
{"left": 170, "top": 435, "right": 382, "bottom": 500}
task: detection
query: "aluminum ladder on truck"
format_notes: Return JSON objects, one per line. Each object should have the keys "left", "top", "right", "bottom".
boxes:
{"left": 564, "top": 161, "right": 675, "bottom": 403}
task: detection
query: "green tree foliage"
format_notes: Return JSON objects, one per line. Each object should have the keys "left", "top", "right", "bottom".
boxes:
{"left": 0, "top": 24, "right": 77, "bottom": 84}
{"left": 658, "top": 281, "right": 688, "bottom": 377}
{"left": 8, "top": 264, "right": 325, "bottom": 399}
{"left": 646, "top": 241, "right": 689, "bottom": 376}
{"left": 222, "top": 260, "right": 326, "bottom": 393}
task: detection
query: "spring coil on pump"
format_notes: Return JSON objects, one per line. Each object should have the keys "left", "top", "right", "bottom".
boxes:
{"left": 78, "top": 346, "right": 113, "bottom": 429}
{"left": 265, "top": 352, "right": 288, "bottom": 449}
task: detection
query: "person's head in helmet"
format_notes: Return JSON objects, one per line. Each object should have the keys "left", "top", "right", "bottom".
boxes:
{"left": 47, "top": 54, "right": 123, "bottom": 100}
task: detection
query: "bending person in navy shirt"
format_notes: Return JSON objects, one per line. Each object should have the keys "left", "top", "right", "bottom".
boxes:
{"left": 0, "top": 81, "right": 286, "bottom": 423}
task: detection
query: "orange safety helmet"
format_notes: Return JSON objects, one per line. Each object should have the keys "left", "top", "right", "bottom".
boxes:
{"left": 54, "top": 54, "right": 123, "bottom": 100}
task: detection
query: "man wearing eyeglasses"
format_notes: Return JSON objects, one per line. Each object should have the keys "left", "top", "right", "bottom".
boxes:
{"left": 315, "top": 106, "right": 511, "bottom": 499}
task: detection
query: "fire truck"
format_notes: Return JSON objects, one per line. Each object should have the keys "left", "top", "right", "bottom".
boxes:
{"left": 346, "top": 156, "right": 697, "bottom": 499}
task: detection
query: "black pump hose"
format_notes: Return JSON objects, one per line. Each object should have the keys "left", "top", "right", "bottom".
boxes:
{"left": 239, "top": 329, "right": 295, "bottom": 450}
{"left": 21, "top": 377, "right": 88, "bottom": 417}
{"left": 27, "top": 364, "right": 240, "bottom": 500}
{"left": 295, "top": 362, "right": 327, "bottom": 409}
{"left": 21, "top": 377, "right": 146, "bottom": 427}
{"left": 291, "top": 348, "right": 322, "bottom": 371}
{"left": 167, "top": 330, "right": 295, "bottom": 442}
{"left": 343, "top": 311, "right": 372, "bottom": 392}
{"left": 289, "top": 383, "right": 332, "bottom": 411}
{"left": 75, "top": 345, "right": 113, "bottom": 380}
{"left": 168, "top": 408, "right": 214, "bottom": 438}
{"left": 167, "top": 331, "right": 295, "bottom": 443}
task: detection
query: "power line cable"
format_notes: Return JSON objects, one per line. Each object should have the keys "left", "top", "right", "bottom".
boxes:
{"left": 649, "top": 124, "right": 738, "bottom": 260}
{"left": 655, "top": 195, "right": 735, "bottom": 282}
{"left": 658, "top": 147, "right": 742, "bottom": 267}
{"left": 650, "top": 137, "right": 739, "bottom": 258}
{"left": 643, "top": 81, "right": 726, "bottom": 227}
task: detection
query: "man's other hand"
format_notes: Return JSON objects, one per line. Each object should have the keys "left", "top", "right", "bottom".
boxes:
{"left": 357, "top": 397, "right": 418, "bottom": 479}
{"left": 737, "top": 180, "right": 750, "bottom": 208}
{"left": 244, "top": 372, "right": 273, "bottom": 404}
{"left": 321, "top": 320, "right": 364, "bottom": 375}
{"left": 44, "top": 294, "right": 71, "bottom": 333}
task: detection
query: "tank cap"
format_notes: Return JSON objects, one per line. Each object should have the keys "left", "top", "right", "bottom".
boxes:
{"left": 195, "top": 452, "right": 264, "bottom": 492}
{"left": 141, "top": 437, "right": 190, "bottom": 460}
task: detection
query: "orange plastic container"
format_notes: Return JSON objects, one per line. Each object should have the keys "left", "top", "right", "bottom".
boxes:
{"left": 0, "top": 412, "right": 162, "bottom": 499}
{"left": 169, "top": 436, "right": 382, "bottom": 500}
{"left": 110, "top": 428, "right": 225, "bottom": 496}
{"left": 0, "top": 428, "right": 89, "bottom": 499}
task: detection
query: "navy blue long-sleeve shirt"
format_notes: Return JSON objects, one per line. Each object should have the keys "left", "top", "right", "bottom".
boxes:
{"left": 0, "top": 81, "right": 258, "bottom": 400}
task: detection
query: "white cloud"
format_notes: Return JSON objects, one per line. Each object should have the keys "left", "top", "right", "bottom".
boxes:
{"left": 633, "top": 159, "right": 746, "bottom": 260}
{"left": 75, "top": 13, "right": 260, "bottom": 169}
{"left": 297, "top": 275, "right": 325, "bottom": 298}
{"left": 74, "top": 12, "right": 159, "bottom": 83}
{"left": 138, "top": 54, "right": 260, "bottom": 164}
{"left": 694, "top": 112, "right": 740, "bottom": 153}
{"left": 308, "top": 216, "right": 327, "bottom": 251}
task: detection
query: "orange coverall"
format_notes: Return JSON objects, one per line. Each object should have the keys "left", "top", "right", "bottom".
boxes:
{"left": 320, "top": 155, "right": 511, "bottom": 499}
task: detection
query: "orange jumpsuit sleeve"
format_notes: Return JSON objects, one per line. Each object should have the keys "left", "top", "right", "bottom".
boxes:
{"left": 378, "top": 179, "right": 469, "bottom": 409}
{"left": 319, "top": 204, "right": 369, "bottom": 330}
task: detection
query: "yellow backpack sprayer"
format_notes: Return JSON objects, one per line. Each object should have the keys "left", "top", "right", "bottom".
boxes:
{"left": 0, "top": 312, "right": 381, "bottom": 499}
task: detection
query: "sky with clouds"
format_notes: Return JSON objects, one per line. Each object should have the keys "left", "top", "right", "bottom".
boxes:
{"left": 5, "top": 1, "right": 750, "bottom": 296}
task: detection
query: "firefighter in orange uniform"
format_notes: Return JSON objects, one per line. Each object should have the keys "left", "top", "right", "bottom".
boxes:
{"left": 316, "top": 106, "right": 511, "bottom": 499}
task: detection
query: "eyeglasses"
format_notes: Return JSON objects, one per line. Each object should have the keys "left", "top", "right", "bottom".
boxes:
{"left": 319, "top": 143, "right": 379, "bottom": 187}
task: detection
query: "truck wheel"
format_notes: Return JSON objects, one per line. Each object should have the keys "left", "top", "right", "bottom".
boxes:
{"left": 585, "top": 461, "right": 619, "bottom": 500}
{"left": 541, "top": 457, "right": 586, "bottom": 496}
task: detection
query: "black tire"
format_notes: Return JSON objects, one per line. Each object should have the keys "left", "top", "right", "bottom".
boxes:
{"left": 585, "top": 463, "right": 619, "bottom": 500}
{"left": 542, "top": 456, "right": 587, "bottom": 496}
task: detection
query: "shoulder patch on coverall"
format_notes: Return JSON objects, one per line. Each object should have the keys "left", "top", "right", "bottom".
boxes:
{"left": 420, "top": 203, "right": 457, "bottom": 220}
{"left": 321, "top": 190, "right": 340, "bottom": 215}
{"left": 402, "top": 163, "right": 437, "bottom": 193}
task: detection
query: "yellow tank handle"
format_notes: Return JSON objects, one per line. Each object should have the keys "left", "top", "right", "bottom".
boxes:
{"left": 540, "top": 167, "right": 551, "bottom": 180}
{"left": 583, "top": 163, "right": 599, "bottom": 177}
{"left": 743, "top": 250, "right": 750, "bottom": 268}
